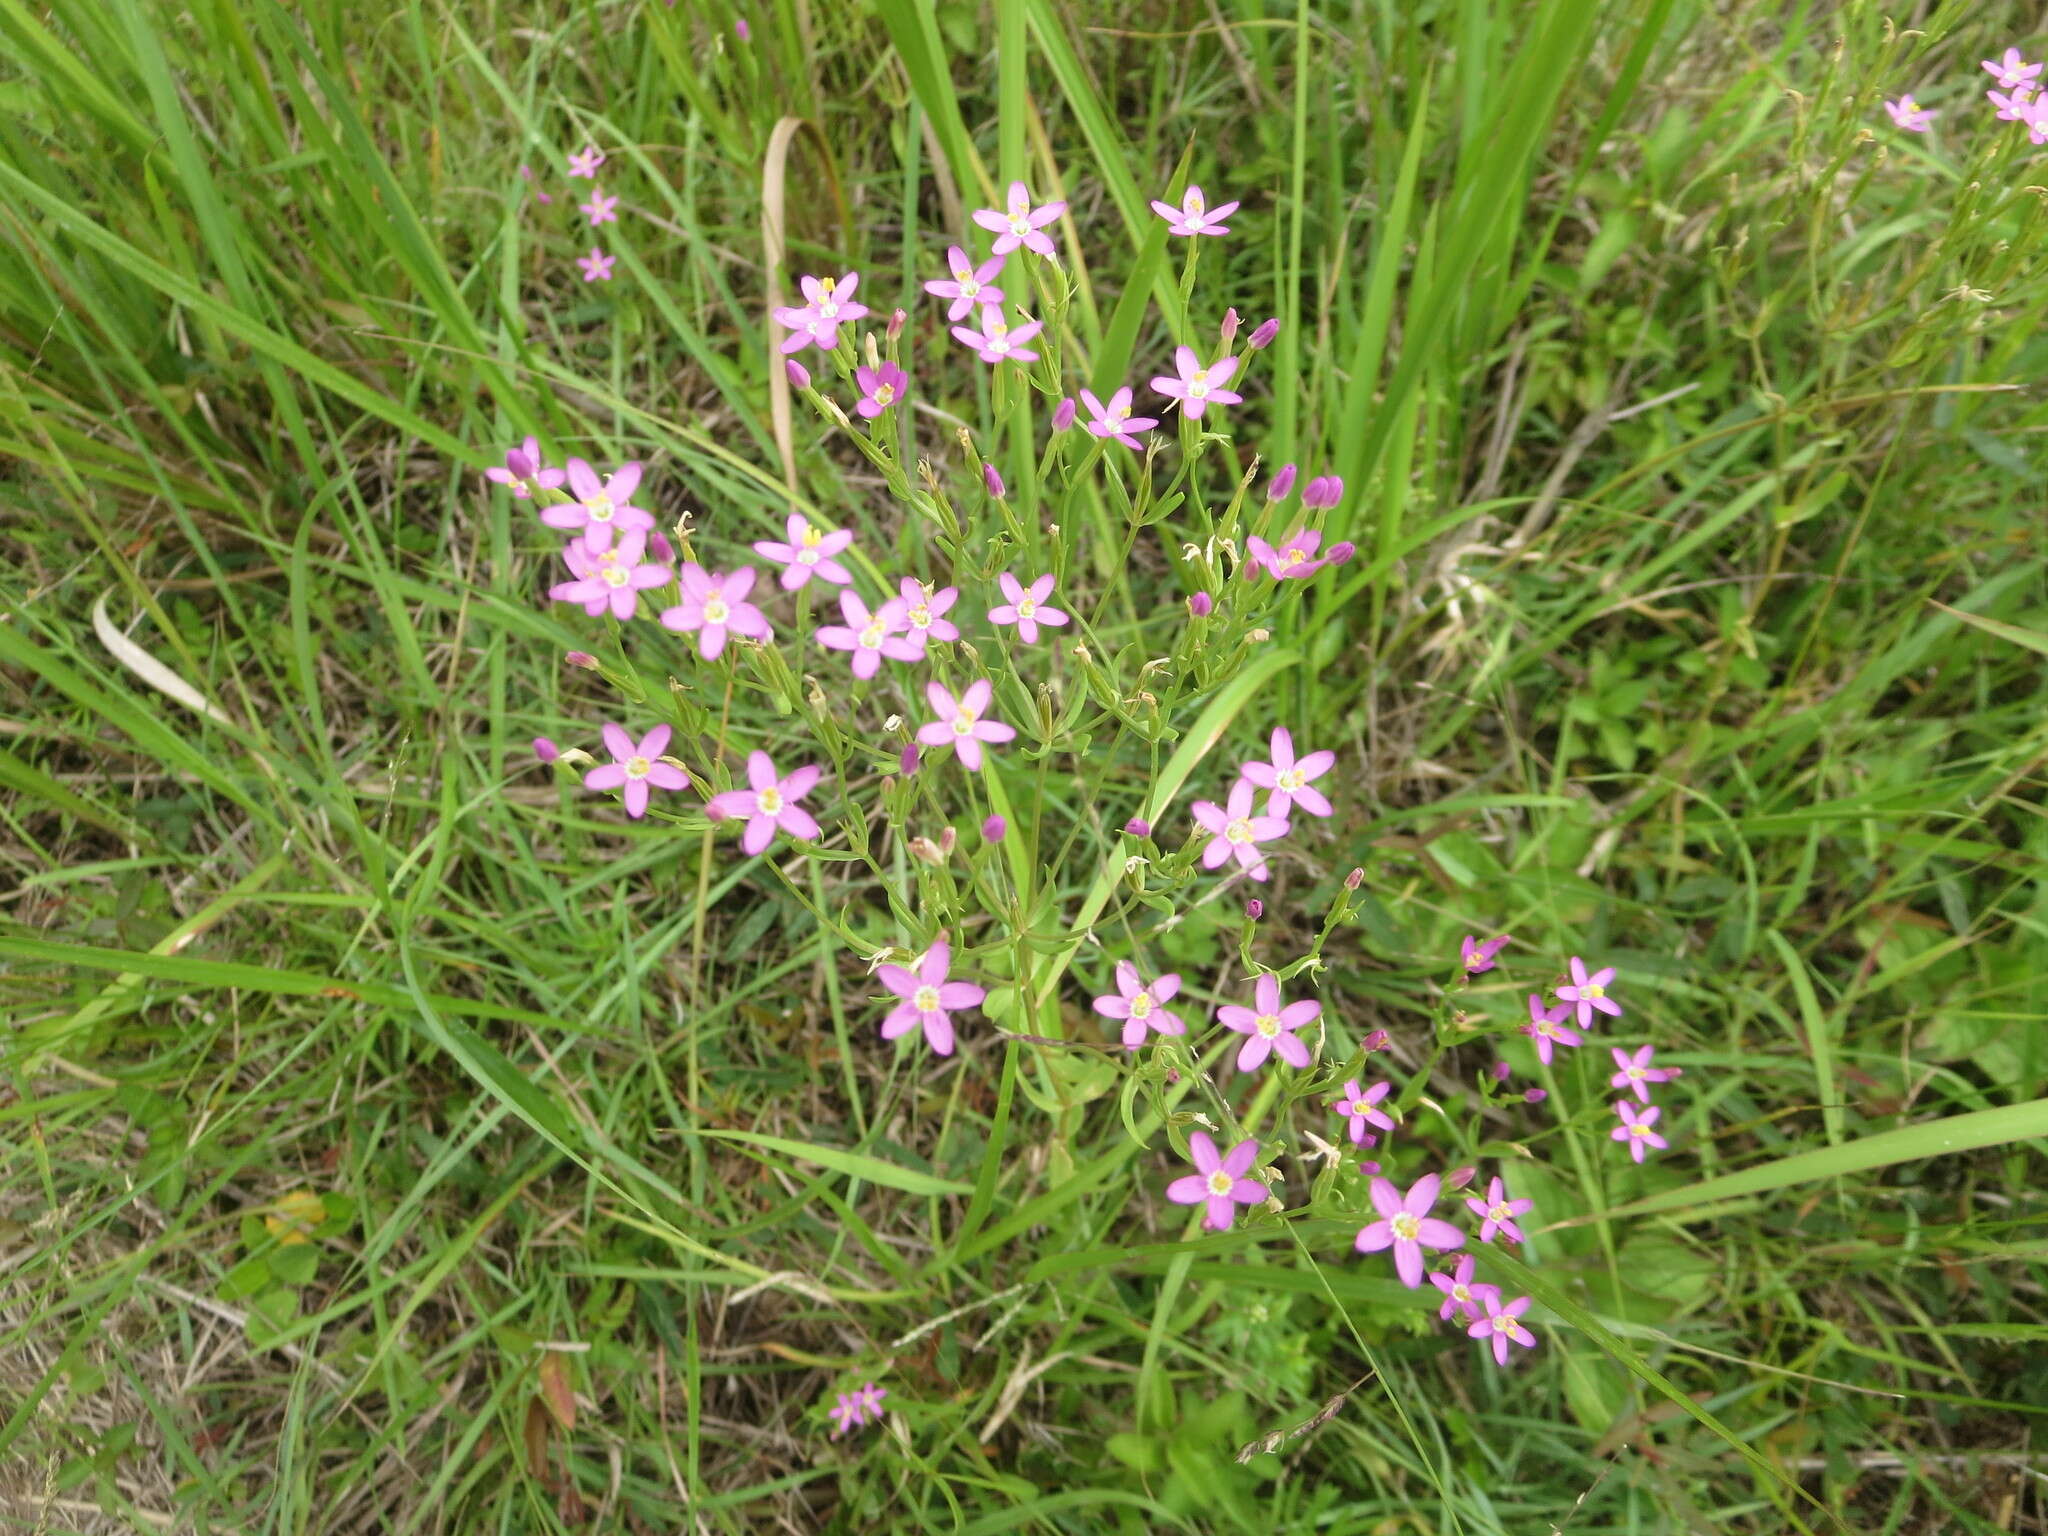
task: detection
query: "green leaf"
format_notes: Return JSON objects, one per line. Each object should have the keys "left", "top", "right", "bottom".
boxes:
{"left": 697, "top": 1129, "right": 972, "bottom": 1196}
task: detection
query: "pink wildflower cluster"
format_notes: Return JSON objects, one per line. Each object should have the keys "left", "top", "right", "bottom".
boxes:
{"left": 1244, "top": 463, "right": 1354, "bottom": 581}
{"left": 1190, "top": 727, "right": 1335, "bottom": 882}
{"left": 1883, "top": 45, "right": 2048, "bottom": 139}
{"left": 517, "top": 145, "right": 634, "bottom": 283}
{"left": 826, "top": 1381, "right": 887, "bottom": 1438}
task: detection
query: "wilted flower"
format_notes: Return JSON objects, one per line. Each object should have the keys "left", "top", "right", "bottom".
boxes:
{"left": 576, "top": 248, "right": 616, "bottom": 283}
{"left": 1150, "top": 347, "right": 1242, "bottom": 420}
{"left": 922, "top": 245, "right": 1006, "bottom": 319}
{"left": 659, "top": 565, "right": 772, "bottom": 660}
{"left": 856, "top": 362, "right": 908, "bottom": 418}
{"left": 1093, "top": 961, "right": 1186, "bottom": 1049}
{"left": 972, "top": 181, "right": 1066, "bottom": 258}
{"left": 988, "top": 572, "right": 1068, "bottom": 645}
{"left": 1237, "top": 727, "right": 1335, "bottom": 818}
{"left": 1554, "top": 956, "right": 1623, "bottom": 1027}
{"left": 1609, "top": 1044, "right": 1680, "bottom": 1102}
{"left": 1149, "top": 184, "right": 1239, "bottom": 237}
{"left": 1611, "top": 1100, "right": 1668, "bottom": 1162}
{"left": 1354, "top": 1173, "right": 1464, "bottom": 1288}
{"left": 584, "top": 723, "right": 689, "bottom": 819}
{"left": 705, "top": 750, "right": 822, "bottom": 855}
{"left": 1165, "top": 1132, "right": 1266, "bottom": 1232}
{"left": 876, "top": 940, "right": 983, "bottom": 1055}
{"left": 754, "top": 514, "right": 854, "bottom": 591}
{"left": 915, "top": 680, "right": 1016, "bottom": 771}
{"left": 1217, "top": 973, "right": 1320, "bottom": 1071}
{"left": 1191, "top": 778, "right": 1290, "bottom": 881}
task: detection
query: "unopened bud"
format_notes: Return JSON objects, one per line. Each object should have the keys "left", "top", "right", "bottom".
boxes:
{"left": 735, "top": 17, "right": 750, "bottom": 40}
{"left": 564, "top": 651, "right": 599, "bottom": 670}
{"left": 939, "top": 825, "right": 958, "bottom": 854}
{"left": 909, "top": 836, "right": 946, "bottom": 866}
{"left": 982, "top": 814, "right": 1007, "bottom": 842}
{"left": 1357, "top": 1160, "right": 1381, "bottom": 1176}
{"left": 505, "top": 448, "right": 535, "bottom": 479}
{"left": 1123, "top": 818, "right": 1151, "bottom": 837}
{"left": 1246, "top": 627, "right": 1270, "bottom": 643}
{"left": 887, "top": 307, "right": 906, "bottom": 340}
{"left": 532, "top": 736, "right": 559, "bottom": 762}
{"left": 1245, "top": 898, "right": 1263, "bottom": 920}
{"left": 1187, "top": 591, "right": 1213, "bottom": 617}
{"left": 1266, "top": 463, "right": 1297, "bottom": 501}
{"left": 821, "top": 397, "right": 850, "bottom": 428}
{"left": 1362, "top": 1029, "right": 1390, "bottom": 1052}
{"left": 899, "top": 743, "right": 920, "bottom": 775}
{"left": 785, "top": 359, "right": 810, "bottom": 389}
{"left": 1051, "top": 396, "right": 1077, "bottom": 431}
{"left": 1327, "top": 540, "right": 1356, "bottom": 566}
{"left": 1344, "top": 867, "right": 1364, "bottom": 890}
{"left": 1248, "top": 317, "right": 1280, "bottom": 350}
{"left": 1219, "top": 307, "right": 1242, "bottom": 347}
{"left": 1444, "top": 1165, "right": 1477, "bottom": 1192}
{"left": 649, "top": 530, "right": 677, "bottom": 564}
{"left": 863, "top": 332, "right": 880, "bottom": 369}
{"left": 1491, "top": 1060, "right": 1512, "bottom": 1082}
{"left": 983, "top": 462, "right": 1006, "bottom": 498}
{"left": 1524, "top": 1087, "right": 1548, "bottom": 1104}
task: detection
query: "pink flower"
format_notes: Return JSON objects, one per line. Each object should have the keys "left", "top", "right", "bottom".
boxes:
{"left": 485, "top": 436, "right": 566, "bottom": 498}
{"left": 1468, "top": 1294, "right": 1538, "bottom": 1365}
{"left": 542, "top": 459, "right": 654, "bottom": 551}
{"left": 988, "top": 572, "right": 1068, "bottom": 644}
{"left": 1521, "top": 993, "right": 1580, "bottom": 1065}
{"left": 876, "top": 939, "right": 983, "bottom": 1055}
{"left": 1244, "top": 530, "right": 1329, "bottom": 580}
{"left": 922, "top": 246, "right": 1006, "bottom": 320}
{"left": 897, "top": 578, "right": 961, "bottom": 646}
{"left": 951, "top": 310, "right": 1043, "bottom": 364}
{"left": 1354, "top": 1173, "right": 1464, "bottom": 1288}
{"left": 1989, "top": 84, "right": 2037, "bottom": 122}
{"left": 1331, "top": 1079, "right": 1393, "bottom": 1145}
{"left": 2023, "top": 95, "right": 2048, "bottom": 146}
{"left": 827, "top": 1392, "right": 865, "bottom": 1438}
{"left": 915, "top": 680, "right": 1016, "bottom": 771}
{"left": 1247, "top": 317, "right": 1280, "bottom": 349}
{"left": 786, "top": 359, "right": 811, "bottom": 388}
{"left": 1555, "top": 956, "right": 1622, "bottom": 1027}
{"left": 771, "top": 272, "right": 868, "bottom": 354}
{"left": 1092, "top": 961, "right": 1185, "bottom": 1049}
{"left": 548, "top": 529, "right": 673, "bottom": 620}
{"left": 816, "top": 591, "right": 921, "bottom": 679}
{"left": 972, "top": 180, "right": 1066, "bottom": 258}
{"left": 583, "top": 723, "right": 688, "bottom": 819}
{"left": 1237, "top": 727, "right": 1335, "bottom": 818}
{"left": 1611, "top": 1100, "right": 1667, "bottom": 1162}
{"left": 1050, "top": 396, "right": 1077, "bottom": 431}
{"left": 1266, "top": 463, "right": 1297, "bottom": 501}
{"left": 1149, "top": 184, "right": 1239, "bottom": 237}
{"left": 1164, "top": 1132, "right": 1266, "bottom": 1232}
{"left": 705, "top": 750, "right": 822, "bottom": 855}
{"left": 1191, "top": 778, "right": 1290, "bottom": 881}
{"left": 1883, "top": 95, "right": 1935, "bottom": 132}
{"left": 659, "top": 565, "right": 772, "bottom": 660}
{"left": 567, "top": 145, "right": 605, "bottom": 179}
{"left": 1301, "top": 475, "right": 1344, "bottom": 510}
{"left": 1429, "top": 1255, "right": 1500, "bottom": 1324}
{"left": 577, "top": 248, "right": 616, "bottom": 282}
{"left": 1078, "top": 386, "right": 1157, "bottom": 450}
{"left": 1609, "top": 1044, "right": 1680, "bottom": 1103}
{"left": 1983, "top": 47, "right": 2043, "bottom": 90}
{"left": 1217, "top": 972, "right": 1319, "bottom": 1071}
{"left": 1149, "top": 347, "right": 1241, "bottom": 420}
{"left": 753, "top": 514, "right": 854, "bottom": 590}
{"left": 1464, "top": 1175, "right": 1534, "bottom": 1244}
{"left": 579, "top": 188, "right": 619, "bottom": 226}
{"left": 1461, "top": 934, "right": 1511, "bottom": 974}
{"left": 855, "top": 362, "right": 907, "bottom": 419}
{"left": 533, "top": 737, "right": 559, "bottom": 763}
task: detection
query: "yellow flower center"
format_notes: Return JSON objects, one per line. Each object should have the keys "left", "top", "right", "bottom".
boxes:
{"left": 587, "top": 493, "right": 614, "bottom": 521}
{"left": 1277, "top": 767, "right": 1305, "bottom": 791}
{"left": 603, "top": 567, "right": 629, "bottom": 588}
{"left": 1489, "top": 1202, "right": 1511, "bottom": 1223}
{"left": 1008, "top": 214, "right": 1030, "bottom": 234}
{"left": 1630, "top": 1123, "right": 1652, "bottom": 1139}
{"left": 912, "top": 984, "right": 941, "bottom": 1012}
{"left": 1206, "top": 1170, "right": 1235, "bottom": 1198}
{"left": 958, "top": 277, "right": 979, "bottom": 297}
{"left": 875, "top": 384, "right": 895, "bottom": 405}
{"left": 1585, "top": 983, "right": 1606, "bottom": 999}
{"left": 1130, "top": 993, "right": 1153, "bottom": 1020}
{"left": 1452, "top": 1282, "right": 1471, "bottom": 1303}
{"left": 1224, "top": 817, "right": 1255, "bottom": 845}
{"left": 1390, "top": 1213, "right": 1420, "bottom": 1242}
{"left": 1626, "top": 1066, "right": 1643, "bottom": 1080}
{"left": 858, "top": 621, "right": 887, "bottom": 649}
{"left": 756, "top": 787, "right": 784, "bottom": 815}
{"left": 800, "top": 525, "right": 823, "bottom": 548}
{"left": 951, "top": 714, "right": 975, "bottom": 737}
{"left": 1254, "top": 1013, "right": 1280, "bottom": 1039}
{"left": 1503, "top": 1318, "right": 1529, "bottom": 1343}
{"left": 702, "top": 596, "right": 730, "bottom": 624}
{"left": 1015, "top": 597, "right": 1036, "bottom": 620}
{"left": 1283, "top": 547, "right": 1307, "bottom": 565}
{"left": 624, "top": 755, "right": 650, "bottom": 780}
{"left": 908, "top": 605, "right": 931, "bottom": 629}
{"left": 1189, "top": 371, "right": 1210, "bottom": 398}
{"left": 820, "top": 277, "right": 837, "bottom": 296}
{"left": 1188, "top": 192, "right": 1204, "bottom": 214}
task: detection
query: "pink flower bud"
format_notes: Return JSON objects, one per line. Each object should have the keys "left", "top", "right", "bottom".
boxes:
{"left": 649, "top": 530, "right": 677, "bottom": 564}
{"left": 564, "top": 651, "right": 599, "bottom": 670}
{"left": 1443, "top": 1165, "right": 1477, "bottom": 1192}
{"left": 505, "top": 448, "right": 535, "bottom": 479}
{"left": 1123, "top": 818, "right": 1151, "bottom": 837}
{"left": 735, "top": 18, "right": 750, "bottom": 39}
{"left": 899, "top": 743, "right": 920, "bottom": 775}
{"left": 983, "top": 463, "right": 1006, "bottom": 498}
{"left": 1248, "top": 317, "right": 1280, "bottom": 350}
{"left": 1266, "top": 463, "right": 1297, "bottom": 501}
{"left": 1344, "top": 866, "right": 1364, "bottom": 890}
{"left": 532, "top": 736, "right": 559, "bottom": 762}
{"left": 1187, "top": 591, "right": 1213, "bottom": 617}
{"left": 939, "top": 825, "right": 958, "bottom": 854}
{"left": 1362, "top": 1029, "right": 1390, "bottom": 1052}
{"left": 1491, "top": 1060, "right": 1512, "bottom": 1082}
{"left": 1524, "top": 1088, "right": 1548, "bottom": 1104}
{"left": 1245, "top": 899, "right": 1263, "bottom": 920}
{"left": 1051, "top": 396, "right": 1077, "bottom": 432}
{"left": 1219, "top": 307, "right": 1242, "bottom": 347}
{"left": 1302, "top": 475, "right": 1345, "bottom": 509}
{"left": 1357, "top": 1160, "right": 1381, "bottom": 1176}
{"left": 1327, "top": 540, "right": 1356, "bottom": 566}
{"left": 887, "top": 307, "right": 906, "bottom": 340}
{"left": 785, "top": 358, "right": 810, "bottom": 389}
{"left": 983, "top": 814, "right": 1007, "bottom": 842}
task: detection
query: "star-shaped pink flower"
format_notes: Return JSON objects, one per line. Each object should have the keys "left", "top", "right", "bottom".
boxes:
{"left": 659, "top": 565, "right": 772, "bottom": 660}
{"left": 922, "top": 245, "right": 1006, "bottom": 320}
{"left": 1164, "top": 1132, "right": 1265, "bottom": 1232}
{"left": 816, "top": 591, "right": 921, "bottom": 679}
{"left": 705, "top": 750, "right": 822, "bottom": 855}
{"left": 1330, "top": 1079, "right": 1393, "bottom": 1146}
{"left": 1092, "top": 961, "right": 1185, "bottom": 1049}
{"left": 915, "top": 680, "right": 1015, "bottom": 771}
{"left": 1149, "top": 347, "right": 1241, "bottom": 420}
{"left": 485, "top": 436, "right": 566, "bottom": 499}
{"left": 541, "top": 459, "right": 654, "bottom": 551}
{"left": 1461, "top": 934, "right": 1511, "bottom": 975}
{"left": 1237, "top": 727, "right": 1335, "bottom": 818}
{"left": 971, "top": 181, "right": 1065, "bottom": 258}
{"left": 1883, "top": 95, "right": 1935, "bottom": 132}
{"left": 1078, "top": 386, "right": 1156, "bottom": 450}
{"left": 856, "top": 361, "right": 908, "bottom": 419}
{"left": 1464, "top": 1175, "right": 1534, "bottom": 1244}
{"left": 950, "top": 310, "right": 1043, "bottom": 365}
{"left": 988, "top": 572, "right": 1068, "bottom": 644}
{"left": 567, "top": 145, "right": 605, "bottom": 179}
{"left": 1469, "top": 1293, "right": 1538, "bottom": 1365}
{"left": 1611, "top": 1100, "right": 1667, "bottom": 1163}
{"left": 576, "top": 248, "right": 615, "bottom": 283}
{"left": 579, "top": 189, "right": 619, "bottom": 226}
{"left": 1354, "top": 1173, "right": 1464, "bottom": 1288}
{"left": 1244, "top": 529, "right": 1330, "bottom": 580}
{"left": 583, "top": 723, "right": 688, "bottom": 819}
{"left": 771, "top": 272, "right": 868, "bottom": 354}
{"left": 1190, "top": 778, "right": 1289, "bottom": 881}
{"left": 1521, "top": 993, "right": 1581, "bottom": 1065}
{"left": 876, "top": 940, "right": 983, "bottom": 1055}
{"left": 1216, "top": 972, "right": 1319, "bottom": 1071}
{"left": 1429, "top": 1255, "right": 1500, "bottom": 1324}
{"left": 547, "top": 528, "right": 672, "bottom": 620}
{"left": 1554, "top": 956, "right": 1622, "bottom": 1027}
{"left": 1149, "top": 184, "right": 1239, "bottom": 237}
{"left": 897, "top": 579, "right": 960, "bottom": 646}
{"left": 1983, "top": 48, "right": 2043, "bottom": 91}
{"left": 1609, "top": 1044, "right": 1680, "bottom": 1103}
{"left": 753, "top": 514, "right": 854, "bottom": 590}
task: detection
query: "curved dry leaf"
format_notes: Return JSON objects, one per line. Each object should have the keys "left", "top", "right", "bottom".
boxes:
{"left": 92, "top": 592, "right": 235, "bottom": 726}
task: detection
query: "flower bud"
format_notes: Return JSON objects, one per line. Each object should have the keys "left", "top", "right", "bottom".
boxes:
{"left": 939, "top": 825, "right": 958, "bottom": 854}
{"left": 983, "top": 462, "right": 1006, "bottom": 498}
{"left": 1524, "top": 1087, "right": 1548, "bottom": 1104}
{"left": 1051, "top": 396, "right": 1077, "bottom": 432}
{"left": 1362, "top": 1029, "right": 1390, "bottom": 1052}
{"left": 982, "top": 814, "right": 1007, "bottom": 842}
{"left": 1266, "top": 463, "right": 1297, "bottom": 501}
{"left": 532, "top": 736, "right": 559, "bottom": 763}
{"left": 899, "top": 743, "right": 920, "bottom": 775}
{"left": 785, "top": 359, "right": 810, "bottom": 389}
{"left": 505, "top": 448, "right": 535, "bottom": 479}
{"left": 564, "top": 651, "right": 599, "bottom": 670}
{"left": 887, "top": 307, "right": 907, "bottom": 340}
{"left": 1491, "top": 1060, "right": 1512, "bottom": 1082}
{"left": 909, "top": 835, "right": 946, "bottom": 866}
{"left": 1444, "top": 1165, "right": 1477, "bottom": 1192}
{"left": 1357, "top": 1160, "right": 1381, "bottom": 1177}
{"left": 735, "top": 18, "right": 750, "bottom": 40}
{"left": 649, "top": 530, "right": 677, "bottom": 564}
{"left": 863, "top": 331, "right": 880, "bottom": 369}
{"left": 1187, "top": 591, "right": 1213, "bottom": 618}
{"left": 1327, "top": 540, "right": 1356, "bottom": 566}
{"left": 1248, "top": 317, "right": 1280, "bottom": 350}
{"left": 1123, "top": 818, "right": 1151, "bottom": 837}
{"left": 1245, "top": 899, "right": 1263, "bottom": 920}
{"left": 1219, "top": 307, "right": 1242, "bottom": 347}
{"left": 1344, "top": 867, "right": 1364, "bottom": 890}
